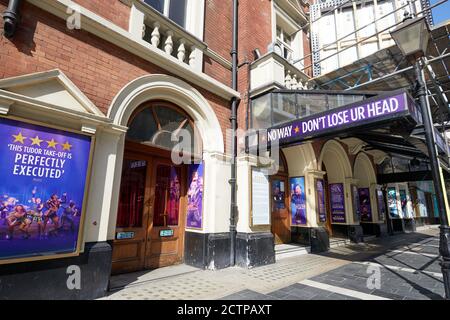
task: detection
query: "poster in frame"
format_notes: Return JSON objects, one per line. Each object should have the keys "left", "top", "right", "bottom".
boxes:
{"left": 358, "top": 188, "right": 372, "bottom": 222}
{"left": 251, "top": 167, "right": 271, "bottom": 226}
{"left": 290, "top": 176, "right": 307, "bottom": 225}
{"left": 0, "top": 116, "right": 93, "bottom": 265}
{"left": 377, "top": 188, "right": 386, "bottom": 221}
{"left": 329, "top": 183, "right": 346, "bottom": 223}
{"left": 186, "top": 161, "right": 204, "bottom": 230}
{"left": 387, "top": 187, "right": 400, "bottom": 218}
{"left": 316, "top": 179, "right": 326, "bottom": 223}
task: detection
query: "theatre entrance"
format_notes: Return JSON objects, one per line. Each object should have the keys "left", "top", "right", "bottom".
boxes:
{"left": 111, "top": 102, "right": 200, "bottom": 275}
{"left": 270, "top": 152, "right": 291, "bottom": 244}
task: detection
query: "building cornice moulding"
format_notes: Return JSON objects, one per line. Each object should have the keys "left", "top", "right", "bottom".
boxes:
{"left": 0, "top": 69, "right": 105, "bottom": 117}
{"left": 26, "top": 0, "right": 240, "bottom": 101}
{"left": 0, "top": 89, "right": 112, "bottom": 128}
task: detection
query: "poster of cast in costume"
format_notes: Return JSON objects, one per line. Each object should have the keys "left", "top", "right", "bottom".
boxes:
{"left": 377, "top": 189, "right": 386, "bottom": 221}
{"left": 316, "top": 179, "right": 326, "bottom": 222}
{"left": 290, "top": 177, "right": 306, "bottom": 225}
{"left": 272, "top": 180, "right": 286, "bottom": 210}
{"left": 330, "top": 183, "right": 346, "bottom": 223}
{"left": 358, "top": 188, "right": 372, "bottom": 222}
{"left": 186, "top": 162, "right": 204, "bottom": 229}
{"left": 0, "top": 118, "right": 91, "bottom": 261}
{"left": 387, "top": 187, "right": 399, "bottom": 218}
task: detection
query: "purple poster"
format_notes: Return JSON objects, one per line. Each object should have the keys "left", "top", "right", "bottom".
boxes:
{"left": 0, "top": 118, "right": 91, "bottom": 261}
{"left": 358, "top": 188, "right": 372, "bottom": 222}
{"left": 186, "top": 162, "right": 204, "bottom": 229}
{"left": 377, "top": 189, "right": 386, "bottom": 221}
{"left": 316, "top": 179, "right": 326, "bottom": 222}
{"left": 290, "top": 177, "right": 306, "bottom": 225}
{"left": 330, "top": 183, "right": 346, "bottom": 223}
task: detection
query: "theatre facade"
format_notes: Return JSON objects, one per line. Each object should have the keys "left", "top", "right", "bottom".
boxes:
{"left": 236, "top": 86, "right": 448, "bottom": 265}
{"left": 0, "top": 0, "right": 243, "bottom": 299}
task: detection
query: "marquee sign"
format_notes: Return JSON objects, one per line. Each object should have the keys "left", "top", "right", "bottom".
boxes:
{"left": 266, "top": 90, "right": 419, "bottom": 146}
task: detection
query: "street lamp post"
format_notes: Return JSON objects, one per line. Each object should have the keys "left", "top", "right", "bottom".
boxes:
{"left": 390, "top": 15, "right": 450, "bottom": 300}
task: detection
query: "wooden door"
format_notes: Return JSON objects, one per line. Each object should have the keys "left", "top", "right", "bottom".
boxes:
{"left": 270, "top": 177, "right": 291, "bottom": 244}
{"left": 145, "top": 158, "right": 186, "bottom": 269}
{"left": 111, "top": 156, "right": 152, "bottom": 274}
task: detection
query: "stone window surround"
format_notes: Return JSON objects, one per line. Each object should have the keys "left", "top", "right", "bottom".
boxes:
{"left": 272, "top": 1, "right": 306, "bottom": 70}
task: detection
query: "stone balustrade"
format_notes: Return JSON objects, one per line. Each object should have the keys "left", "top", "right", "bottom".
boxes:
{"left": 250, "top": 52, "right": 312, "bottom": 92}
{"left": 129, "top": 0, "right": 206, "bottom": 72}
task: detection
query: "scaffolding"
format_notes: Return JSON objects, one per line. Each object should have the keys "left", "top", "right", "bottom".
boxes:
{"left": 295, "top": 0, "right": 450, "bottom": 124}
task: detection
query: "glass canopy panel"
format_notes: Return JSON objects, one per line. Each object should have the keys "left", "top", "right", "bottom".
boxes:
{"left": 251, "top": 91, "right": 368, "bottom": 130}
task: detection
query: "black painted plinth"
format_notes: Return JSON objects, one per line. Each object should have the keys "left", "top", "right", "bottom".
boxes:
{"left": 375, "top": 222, "right": 388, "bottom": 237}
{"left": 235, "top": 232, "right": 275, "bottom": 268}
{"left": 348, "top": 224, "right": 364, "bottom": 243}
{"left": 403, "top": 219, "right": 417, "bottom": 233}
{"left": 310, "top": 227, "right": 330, "bottom": 252}
{"left": 392, "top": 219, "right": 405, "bottom": 232}
{"left": 291, "top": 226, "right": 329, "bottom": 253}
{"left": 331, "top": 224, "right": 364, "bottom": 242}
{"left": 360, "top": 222, "right": 388, "bottom": 237}
{"left": 291, "top": 226, "right": 311, "bottom": 245}
{"left": 184, "top": 231, "right": 231, "bottom": 270}
{"left": 0, "top": 241, "right": 112, "bottom": 300}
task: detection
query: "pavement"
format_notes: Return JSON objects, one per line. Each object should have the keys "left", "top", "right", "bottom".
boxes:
{"left": 104, "top": 226, "right": 445, "bottom": 300}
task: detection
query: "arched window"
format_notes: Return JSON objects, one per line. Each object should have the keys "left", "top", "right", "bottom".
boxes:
{"left": 126, "top": 102, "right": 202, "bottom": 157}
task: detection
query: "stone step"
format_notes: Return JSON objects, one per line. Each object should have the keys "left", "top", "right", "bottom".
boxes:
{"left": 275, "top": 244, "right": 311, "bottom": 260}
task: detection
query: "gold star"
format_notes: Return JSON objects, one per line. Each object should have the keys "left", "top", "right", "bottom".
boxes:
{"left": 30, "top": 136, "right": 43, "bottom": 147}
{"left": 46, "top": 138, "right": 58, "bottom": 149}
{"left": 294, "top": 126, "right": 300, "bottom": 133}
{"left": 61, "top": 141, "right": 72, "bottom": 151}
{"left": 12, "top": 132, "right": 27, "bottom": 144}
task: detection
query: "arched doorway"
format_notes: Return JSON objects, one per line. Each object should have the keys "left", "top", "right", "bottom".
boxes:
{"left": 319, "top": 140, "right": 353, "bottom": 238}
{"left": 270, "top": 151, "right": 290, "bottom": 244}
{"left": 353, "top": 153, "right": 378, "bottom": 234}
{"left": 111, "top": 101, "right": 202, "bottom": 274}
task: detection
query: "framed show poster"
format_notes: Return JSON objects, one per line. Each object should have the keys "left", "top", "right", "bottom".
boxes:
{"left": 377, "top": 188, "right": 386, "bottom": 221}
{"left": 329, "top": 183, "right": 346, "bottom": 223}
{"left": 251, "top": 167, "right": 270, "bottom": 226}
{"left": 186, "top": 162, "right": 204, "bottom": 230}
{"left": 387, "top": 187, "right": 399, "bottom": 218}
{"left": 316, "top": 179, "right": 326, "bottom": 223}
{"left": 358, "top": 188, "right": 372, "bottom": 222}
{"left": 0, "top": 117, "right": 92, "bottom": 264}
{"left": 352, "top": 185, "right": 360, "bottom": 223}
{"left": 290, "top": 176, "right": 307, "bottom": 225}
{"left": 272, "top": 180, "right": 286, "bottom": 210}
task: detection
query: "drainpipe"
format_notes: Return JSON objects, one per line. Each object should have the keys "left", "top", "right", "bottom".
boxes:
{"left": 2, "top": 0, "right": 23, "bottom": 39}
{"left": 229, "top": 0, "right": 239, "bottom": 267}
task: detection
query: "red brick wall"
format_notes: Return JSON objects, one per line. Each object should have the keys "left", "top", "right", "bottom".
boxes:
{"left": 303, "top": 30, "right": 312, "bottom": 77}
{"left": 72, "top": 0, "right": 130, "bottom": 31}
{"left": 0, "top": 0, "right": 231, "bottom": 138}
{"left": 237, "top": 0, "right": 273, "bottom": 132}
{"left": 204, "top": 0, "right": 232, "bottom": 62}
{"left": 203, "top": 0, "right": 233, "bottom": 87}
